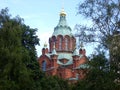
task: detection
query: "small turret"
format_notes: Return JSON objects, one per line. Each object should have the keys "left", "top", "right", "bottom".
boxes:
{"left": 72, "top": 47, "right": 80, "bottom": 68}
{"left": 51, "top": 43, "right": 57, "bottom": 55}
{"left": 42, "top": 42, "right": 48, "bottom": 55}
{"left": 73, "top": 47, "right": 79, "bottom": 56}
{"left": 50, "top": 43, "right": 58, "bottom": 75}
{"left": 50, "top": 43, "right": 58, "bottom": 62}
{"left": 79, "top": 42, "right": 86, "bottom": 55}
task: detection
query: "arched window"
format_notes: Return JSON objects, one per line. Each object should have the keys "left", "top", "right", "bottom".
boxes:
{"left": 59, "top": 38, "right": 62, "bottom": 50}
{"left": 42, "top": 61, "right": 46, "bottom": 71}
{"left": 65, "top": 38, "right": 68, "bottom": 50}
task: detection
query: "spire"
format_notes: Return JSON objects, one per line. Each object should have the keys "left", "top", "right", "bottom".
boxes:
{"left": 60, "top": 0, "right": 66, "bottom": 16}
{"left": 73, "top": 47, "right": 79, "bottom": 56}
{"left": 42, "top": 42, "right": 48, "bottom": 55}
{"left": 53, "top": 42, "right": 55, "bottom": 49}
{"left": 58, "top": 8, "right": 67, "bottom": 27}
{"left": 51, "top": 43, "right": 57, "bottom": 55}
{"left": 79, "top": 42, "right": 86, "bottom": 55}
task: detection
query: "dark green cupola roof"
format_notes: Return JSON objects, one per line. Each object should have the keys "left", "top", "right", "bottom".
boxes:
{"left": 52, "top": 8, "right": 73, "bottom": 37}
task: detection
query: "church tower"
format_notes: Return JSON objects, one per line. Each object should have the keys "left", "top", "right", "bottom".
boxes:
{"left": 38, "top": 8, "right": 88, "bottom": 81}
{"left": 49, "top": 8, "right": 76, "bottom": 53}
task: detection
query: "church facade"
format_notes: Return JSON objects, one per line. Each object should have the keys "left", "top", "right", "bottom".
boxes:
{"left": 38, "top": 9, "right": 88, "bottom": 81}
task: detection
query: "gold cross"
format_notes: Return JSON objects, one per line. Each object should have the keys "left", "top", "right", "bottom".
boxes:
{"left": 62, "top": 0, "right": 64, "bottom": 9}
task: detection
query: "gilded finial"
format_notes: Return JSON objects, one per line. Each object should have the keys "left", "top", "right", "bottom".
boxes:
{"left": 60, "top": 0, "right": 66, "bottom": 16}
{"left": 44, "top": 42, "right": 47, "bottom": 47}
{"left": 60, "top": 8, "right": 66, "bottom": 16}
{"left": 80, "top": 42, "right": 84, "bottom": 49}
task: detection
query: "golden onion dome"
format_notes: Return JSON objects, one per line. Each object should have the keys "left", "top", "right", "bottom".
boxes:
{"left": 60, "top": 8, "right": 66, "bottom": 16}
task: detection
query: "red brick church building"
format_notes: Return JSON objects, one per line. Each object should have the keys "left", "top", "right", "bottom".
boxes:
{"left": 38, "top": 9, "right": 88, "bottom": 81}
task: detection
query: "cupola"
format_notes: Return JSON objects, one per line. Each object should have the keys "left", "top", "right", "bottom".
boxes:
{"left": 42, "top": 42, "right": 48, "bottom": 55}
{"left": 49, "top": 8, "right": 76, "bottom": 53}
{"left": 52, "top": 8, "right": 72, "bottom": 37}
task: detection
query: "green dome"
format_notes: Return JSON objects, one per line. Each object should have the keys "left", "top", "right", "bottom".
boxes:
{"left": 52, "top": 9, "right": 73, "bottom": 37}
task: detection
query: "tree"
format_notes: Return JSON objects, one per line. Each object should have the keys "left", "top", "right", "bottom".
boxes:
{"left": 40, "top": 76, "right": 70, "bottom": 90}
{"left": 0, "top": 7, "right": 71, "bottom": 90}
{"left": 75, "top": 0, "right": 120, "bottom": 49}
{"left": 0, "top": 8, "right": 33, "bottom": 90}
{"left": 72, "top": 51, "right": 119, "bottom": 90}
{"left": 0, "top": 8, "right": 41, "bottom": 90}
{"left": 75, "top": 0, "right": 120, "bottom": 85}
{"left": 21, "top": 22, "right": 43, "bottom": 90}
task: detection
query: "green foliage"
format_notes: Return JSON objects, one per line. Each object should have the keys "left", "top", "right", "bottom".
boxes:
{"left": 0, "top": 8, "right": 70, "bottom": 90}
{"left": 21, "top": 24, "right": 39, "bottom": 61}
{"left": 40, "top": 76, "right": 69, "bottom": 90}
{"left": 73, "top": 51, "right": 119, "bottom": 90}
{"left": 75, "top": 1, "right": 120, "bottom": 89}
{"left": 0, "top": 8, "right": 41, "bottom": 90}
{"left": 75, "top": 0, "right": 120, "bottom": 48}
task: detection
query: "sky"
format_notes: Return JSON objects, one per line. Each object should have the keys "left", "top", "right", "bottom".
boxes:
{"left": 0, "top": 0, "right": 95, "bottom": 56}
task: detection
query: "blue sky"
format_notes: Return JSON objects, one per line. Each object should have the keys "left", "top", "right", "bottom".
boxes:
{"left": 0, "top": 0, "right": 94, "bottom": 56}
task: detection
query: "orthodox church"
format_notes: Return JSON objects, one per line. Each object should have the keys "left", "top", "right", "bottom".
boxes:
{"left": 38, "top": 8, "right": 88, "bottom": 81}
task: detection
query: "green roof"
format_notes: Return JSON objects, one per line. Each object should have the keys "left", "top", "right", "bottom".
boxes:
{"left": 57, "top": 53, "right": 73, "bottom": 65}
{"left": 52, "top": 12, "right": 73, "bottom": 37}
{"left": 45, "top": 52, "right": 85, "bottom": 66}
{"left": 72, "top": 48, "right": 79, "bottom": 56}
{"left": 75, "top": 64, "right": 89, "bottom": 69}
{"left": 51, "top": 48, "right": 57, "bottom": 55}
